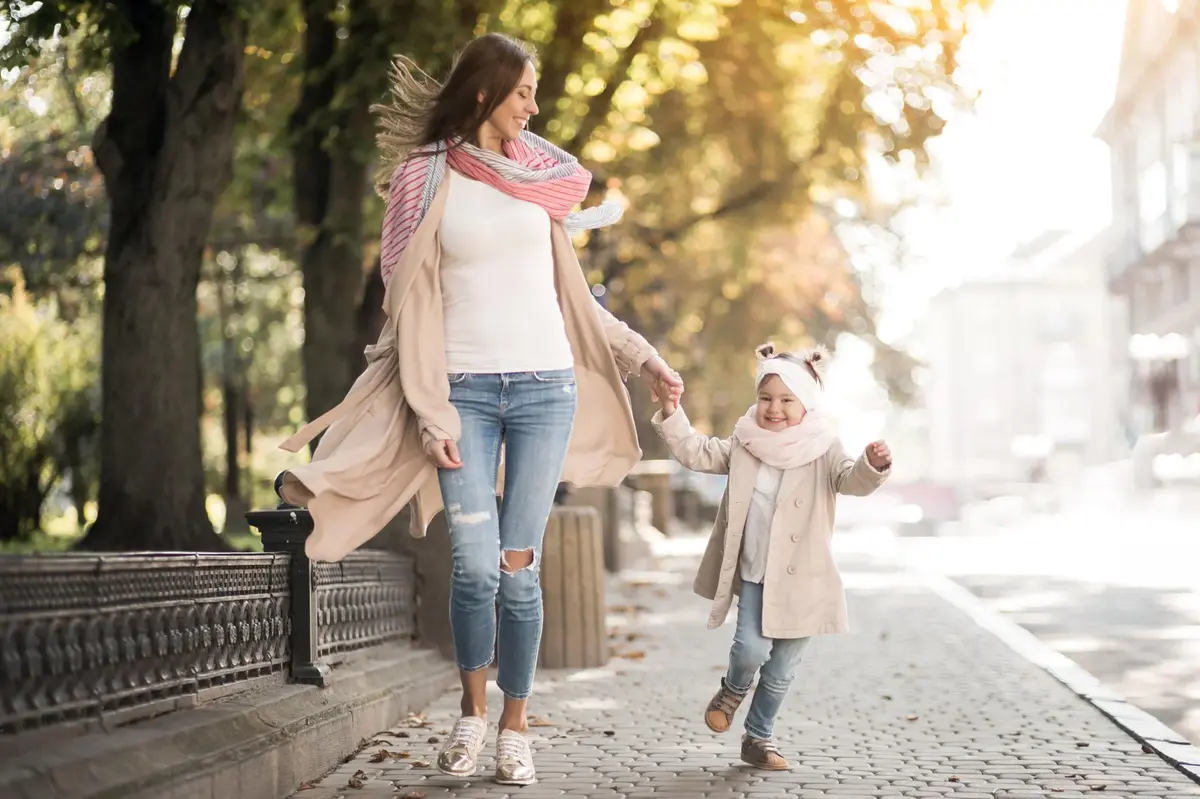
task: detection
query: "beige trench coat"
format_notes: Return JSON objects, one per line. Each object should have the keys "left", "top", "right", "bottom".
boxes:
{"left": 652, "top": 407, "right": 889, "bottom": 639}
{"left": 278, "top": 171, "right": 658, "bottom": 562}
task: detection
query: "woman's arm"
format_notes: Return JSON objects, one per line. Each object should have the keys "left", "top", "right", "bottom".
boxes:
{"left": 593, "top": 302, "right": 659, "bottom": 380}
{"left": 651, "top": 406, "right": 733, "bottom": 475}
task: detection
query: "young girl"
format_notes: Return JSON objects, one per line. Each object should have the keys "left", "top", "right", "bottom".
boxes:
{"left": 651, "top": 343, "right": 891, "bottom": 770}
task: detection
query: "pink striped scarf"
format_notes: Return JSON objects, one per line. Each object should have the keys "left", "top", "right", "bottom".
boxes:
{"left": 379, "top": 131, "right": 622, "bottom": 283}
{"left": 447, "top": 136, "right": 590, "bottom": 219}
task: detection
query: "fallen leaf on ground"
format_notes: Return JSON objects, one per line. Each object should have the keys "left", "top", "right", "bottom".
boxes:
{"left": 411, "top": 760, "right": 430, "bottom": 768}
{"left": 654, "top": 589, "right": 668, "bottom": 598}
{"left": 604, "top": 730, "right": 615, "bottom": 736}
{"left": 404, "top": 712, "right": 430, "bottom": 728}
{"left": 347, "top": 770, "right": 367, "bottom": 789}
{"left": 397, "top": 792, "right": 425, "bottom": 799}
{"left": 386, "top": 730, "right": 410, "bottom": 738}
{"left": 296, "top": 780, "right": 320, "bottom": 790}
{"left": 948, "top": 776, "right": 960, "bottom": 782}
{"left": 881, "top": 695, "right": 892, "bottom": 701}
{"left": 905, "top": 714, "right": 919, "bottom": 721}
{"left": 528, "top": 716, "right": 558, "bottom": 727}
{"left": 1090, "top": 786, "right": 1107, "bottom": 792}
{"left": 616, "top": 650, "right": 646, "bottom": 660}
{"left": 1075, "top": 741, "right": 1090, "bottom": 747}
{"left": 368, "top": 749, "right": 410, "bottom": 763}
{"left": 427, "top": 735, "right": 440, "bottom": 744}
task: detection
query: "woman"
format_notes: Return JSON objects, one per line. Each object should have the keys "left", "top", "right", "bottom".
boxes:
{"left": 276, "top": 33, "right": 683, "bottom": 786}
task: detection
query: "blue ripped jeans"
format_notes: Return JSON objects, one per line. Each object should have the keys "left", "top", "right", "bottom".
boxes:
{"left": 725, "top": 581, "right": 812, "bottom": 739}
{"left": 437, "top": 369, "right": 577, "bottom": 700}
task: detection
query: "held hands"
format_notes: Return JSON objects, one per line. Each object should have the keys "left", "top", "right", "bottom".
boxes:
{"left": 652, "top": 377, "right": 680, "bottom": 417}
{"left": 865, "top": 440, "right": 892, "bottom": 471}
{"left": 424, "top": 438, "right": 463, "bottom": 470}
{"left": 640, "top": 356, "right": 683, "bottom": 416}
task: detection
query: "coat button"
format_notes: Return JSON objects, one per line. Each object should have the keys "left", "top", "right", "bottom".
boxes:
{"left": 791, "top": 534, "right": 800, "bottom": 542}
{"left": 794, "top": 498, "right": 804, "bottom": 507}
{"left": 787, "top": 565, "right": 796, "bottom": 575}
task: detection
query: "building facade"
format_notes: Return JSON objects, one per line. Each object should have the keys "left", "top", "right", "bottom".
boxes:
{"left": 1098, "top": 0, "right": 1200, "bottom": 432}
{"left": 903, "top": 231, "right": 1126, "bottom": 494}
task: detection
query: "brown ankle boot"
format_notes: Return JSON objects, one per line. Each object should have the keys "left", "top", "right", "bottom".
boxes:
{"left": 704, "top": 681, "right": 746, "bottom": 733}
{"left": 740, "top": 735, "right": 790, "bottom": 770}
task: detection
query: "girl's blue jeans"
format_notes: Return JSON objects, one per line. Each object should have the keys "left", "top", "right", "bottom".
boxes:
{"left": 724, "top": 580, "right": 812, "bottom": 739}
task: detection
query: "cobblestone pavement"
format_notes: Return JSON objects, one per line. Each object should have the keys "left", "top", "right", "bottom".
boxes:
{"left": 294, "top": 542, "right": 1200, "bottom": 798}
{"left": 897, "top": 508, "right": 1200, "bottom": 747}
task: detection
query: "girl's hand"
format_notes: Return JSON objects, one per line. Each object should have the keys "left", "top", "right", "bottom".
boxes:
{"left": 652, "top": 378, "right": 680, "bottom": 417}
{"left": 640, "top": 356, "right": 684, "bottom": 401}
{"left": 425, "top": 439, "right": 462, "bottom": 470}
{"left": 866, "top": 440, "right": 892, "bottom": 470}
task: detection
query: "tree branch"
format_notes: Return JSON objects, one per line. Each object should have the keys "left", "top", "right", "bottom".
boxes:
{"left": 57, "top": 39, "right": 88, "bottom": 132}
{"left": 560, "top": 12, "right": 664, "bottom": 154}
{"left": 531, "top": 0, "right": 611, "bottom": 137}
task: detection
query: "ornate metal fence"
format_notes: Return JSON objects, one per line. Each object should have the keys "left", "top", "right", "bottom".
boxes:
{"left": 0, "top": 509, "right": 417, "bottom": 735}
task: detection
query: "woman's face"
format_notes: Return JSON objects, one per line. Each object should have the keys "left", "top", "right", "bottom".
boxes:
{"left": 483, "top": 61, "right": 539, "bottom": 142}
{"left": 754, "top": 374, "right": 808, "bottom": 432}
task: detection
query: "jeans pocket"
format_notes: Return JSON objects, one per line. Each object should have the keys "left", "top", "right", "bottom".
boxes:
{"left": 531, "top": 369, "right": 576, "bottom": 385}
{"left": 447, "top": 372, "right": 470, "bottom": 385}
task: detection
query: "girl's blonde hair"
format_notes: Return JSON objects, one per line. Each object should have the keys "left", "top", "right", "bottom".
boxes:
{"left": 755, "top": 342, "right": 828, "bottom": 386}
{"left": 371, "top": 33, "right": 538, "bottom": 198}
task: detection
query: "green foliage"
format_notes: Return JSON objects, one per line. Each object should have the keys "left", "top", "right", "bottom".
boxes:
{"left": 0, "top": 268, "right": 100, "bottom": 541}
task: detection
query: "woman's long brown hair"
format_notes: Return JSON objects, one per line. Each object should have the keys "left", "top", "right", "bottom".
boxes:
{"left": 371, "top": 33, "right": 537, "bottom": 197}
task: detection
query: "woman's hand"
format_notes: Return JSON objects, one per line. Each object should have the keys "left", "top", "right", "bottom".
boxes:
{"left": 425, "top": 439, "right": 463, "bottom": 470}
{"left": 640, "top": 356, "right": 683, "bottom": 404}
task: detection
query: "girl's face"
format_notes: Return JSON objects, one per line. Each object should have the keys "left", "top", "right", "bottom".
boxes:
{"left": 482, "top": 61, "right": 539, "bottom": 142}
{"left": 755, "top": 374, "right": 807, "bottom": 432}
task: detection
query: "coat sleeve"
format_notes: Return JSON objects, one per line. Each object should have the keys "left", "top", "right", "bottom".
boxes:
{"left": 827, "top": 438, "right": 889, "bottom": 496}
{"left": 651, "top": 407, "right": 733, "bottom": 475}
{"left": 593, "top": 302, "right": 659, "bottom": 380}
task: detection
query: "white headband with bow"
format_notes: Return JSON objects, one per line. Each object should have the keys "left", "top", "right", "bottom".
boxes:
{"left": 757, "top": 358, "right": 822, "bottom": 411}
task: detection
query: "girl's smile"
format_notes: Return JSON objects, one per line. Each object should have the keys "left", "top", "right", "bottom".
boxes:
{"left": 755, "top": 374, "right": 808, "bottom": 431}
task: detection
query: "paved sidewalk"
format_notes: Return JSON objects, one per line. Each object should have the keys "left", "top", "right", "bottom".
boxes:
{"left": 294, "top": 541, "right": 1200, "bottom": 798}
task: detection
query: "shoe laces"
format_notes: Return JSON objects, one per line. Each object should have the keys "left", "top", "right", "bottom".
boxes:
{"left": 497, "top": 730, "right": 532, "bottom": 763}
{"left": 448, "top": 716, "right": 485, "bottom": 749}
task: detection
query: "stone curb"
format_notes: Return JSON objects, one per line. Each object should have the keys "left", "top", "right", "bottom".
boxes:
{"left": 921, "top": 569, "right": 1200, "bottom": 786}
{"left": 0, "top": 644, "right": 456, "bottom": 799}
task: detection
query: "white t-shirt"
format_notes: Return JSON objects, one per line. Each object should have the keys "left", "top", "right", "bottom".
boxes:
{"left": 739, "top": 463, "right": 783, "bottom": 584}
{"left": 438, "top": 173, "right": 574, "bottom": 373}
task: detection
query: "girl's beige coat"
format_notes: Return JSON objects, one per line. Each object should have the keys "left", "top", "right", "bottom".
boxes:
{"left": 652, "top": 408, "right": 889, "bottom": 639}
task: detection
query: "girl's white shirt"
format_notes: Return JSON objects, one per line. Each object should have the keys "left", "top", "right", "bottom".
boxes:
{"left": 739, "top": 462, "right": 784, "bottom": 584}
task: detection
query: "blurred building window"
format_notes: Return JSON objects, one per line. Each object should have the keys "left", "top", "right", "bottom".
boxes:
{"left": 1139, "top": 160, "right": 1168, "bottom": 252}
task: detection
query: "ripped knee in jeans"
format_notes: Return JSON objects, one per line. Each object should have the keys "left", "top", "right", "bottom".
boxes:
{"left": 500, "top": 548, "right": 537, "bottom": 574}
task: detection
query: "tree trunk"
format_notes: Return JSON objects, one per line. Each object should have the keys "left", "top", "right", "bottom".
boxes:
{"left": 219, "top": 253, "right": 249, "bottom": 531}
{"left": 353, "top": 257, "right": 388, "bottom": 364}
{"left": 79, "top": 0, "right": 246, "bottom": 552}
{"left": 292, "top": 0, "right": 375, "bottom": 432}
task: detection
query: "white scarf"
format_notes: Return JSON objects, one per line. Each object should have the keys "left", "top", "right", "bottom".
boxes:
{"left": 732, "top": 406, "right": 837, "bottom": 470}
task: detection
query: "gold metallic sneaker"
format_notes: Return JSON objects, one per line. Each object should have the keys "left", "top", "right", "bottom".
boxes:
{"left": 436, "top": 716, "right": 487, "bottom": 777}
{"left": 740, "top": 735, "right": 790, "bottom": 770}
{"left": 494, "top": 729, "right": 536, "bottom": 786}
{"left": 704, "top": 680, "right": 747, "bottom": 733}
